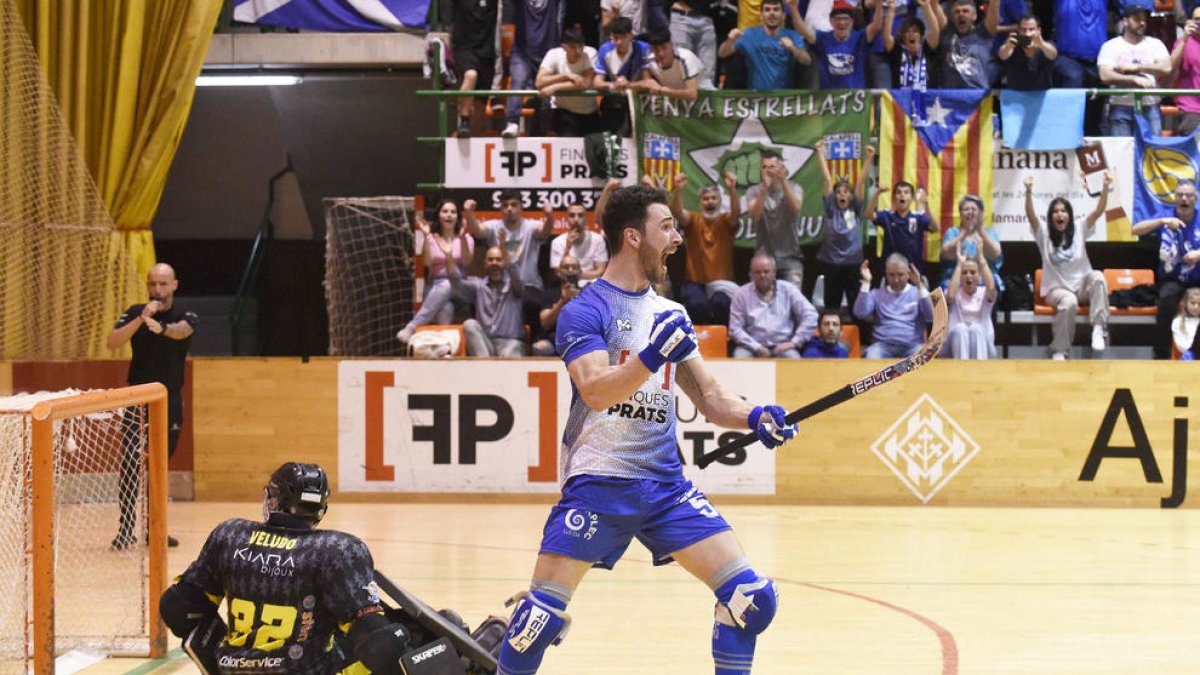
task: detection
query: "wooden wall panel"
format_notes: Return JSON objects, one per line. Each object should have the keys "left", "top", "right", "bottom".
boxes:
{"left": 0, "top": 362, "right": 10, "bottom": 396}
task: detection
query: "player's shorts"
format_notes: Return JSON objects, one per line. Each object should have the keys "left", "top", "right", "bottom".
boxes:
{"left": 538, "top": 475, "right": 732, "bottom": 570}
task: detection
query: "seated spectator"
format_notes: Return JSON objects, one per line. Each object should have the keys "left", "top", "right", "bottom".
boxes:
{"left": 668, "top": 171, "right": 740, "bottom": 326}
{"left": 792, "top": 0, "right": 886, "bottom": 89}
{"left": 801, "top": 308, "right": 850, "bottom": 358}
{"left": 1172, "top": 287, "right": 1200, "bottom": 357}
{"left": 550, "top": 203, "right": 609, "bottom": 281}
{"left": 668, "top": 0, "right": 718, "bottom": 88}
{"left": 937, "top": 0, "right": 1000, "bottom": 89}
{"left": 1170, "top": 5, "right": 1200, "bottom": 137}
{"left": 816, "top": 139, "right": 874, "bottom": 312}
{"left": 998, "top": 14, "right": 1057, "bottom": 89}
{"left": 729, "top": 253, "right": 819, "bottom": 358}
{"left": 1024, "top": 173, "right": 1111, "bottom": 361}
{"left": 853, "top": 253, "right": 934, "bottom": 359}
{"left": 944, "top": 244, "right": 997, "bottom": 359}
{"left": 1132, "top": 179, "right": 1200, "bottom": 359}
{"left": 745, "top": 149, "right": 806, "bottom": 286}
{"left": 443, "top": 232, "right": 534, "bottom": 357}
{"left": 537, "top": 28, "right": 603, "bottom": 138}
{"left": 396, "top": 200, "right": 473, "bottom": 347}
{"left": 1098, "top": 4, "right": 1171, "bottom": 137}
{"left": 939, "top": 194, "right": 1003, "bottom": 292}
{"left": 881, "top": 0, "right": 943, "bottom": 90}
{"left": 593, "top": 17, "right": 653, "bottom": 135}
{"left": 636, "top": 29, "right": 704, "bottom": 99}
{"left": 717, "top": 0, "right": 812, "bottom": 90}
{"left": 869, "top": 180, "right": 932, "bottom": 276}
{"left": 532, "top": 255, "right": 583, "bottom": 356}
{"left": 449, "top": 0, "right": 499, "bottom": 138}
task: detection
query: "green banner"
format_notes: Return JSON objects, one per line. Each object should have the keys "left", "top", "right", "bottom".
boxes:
{"left": 636, "top": 90, "right": 871, "bottom": 246}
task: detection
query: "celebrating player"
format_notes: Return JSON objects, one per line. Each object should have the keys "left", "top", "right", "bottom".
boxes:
{"left": 159, "top": 463, "right": 411, "bottom": 674}
{"left": 496, "top": 184, "right": 799, "bottom": 675}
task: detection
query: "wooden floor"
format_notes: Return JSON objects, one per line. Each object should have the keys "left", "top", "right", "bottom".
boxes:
{"left": 77, "top": 501, "right": 1200, "bottom": 674}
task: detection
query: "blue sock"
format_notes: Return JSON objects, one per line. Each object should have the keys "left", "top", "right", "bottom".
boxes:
{"left": 712, "top": 569, "right": 761, "bottom": 675}
{"left": 496, "top": 590, "right": 568, "bottom": 675}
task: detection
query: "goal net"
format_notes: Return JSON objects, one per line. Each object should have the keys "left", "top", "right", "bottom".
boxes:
{"left": 324, "top": 196, "right": 416, "bottom": 356}
{"left": 0, "top": 0, "right": 141, "bottom": 359}
{"left": 0, "top": 385, "right": 168, "bottom": 673}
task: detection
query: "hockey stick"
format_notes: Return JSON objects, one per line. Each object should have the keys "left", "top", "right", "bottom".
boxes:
{"left": 374, "top": 569, "right": 499, "bottom": 671}
{"left": 695, "top": 288, "right": 948, "bottom": 470}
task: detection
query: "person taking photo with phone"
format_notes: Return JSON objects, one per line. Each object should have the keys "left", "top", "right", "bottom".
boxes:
{"left": 998, "top": 14, "right": 1057, "bottom": 90}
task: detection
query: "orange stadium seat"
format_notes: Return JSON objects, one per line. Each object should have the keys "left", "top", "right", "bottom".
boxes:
{"left": 1104, "top": 268, "right": 1156, "bottom": 316}
{"left": 840, "top": 323, "right": 861, "bottom": 358}
{"left": 1033, "top": 269, "right": 1086, "bottom": 316}
{"left": 695, "top": 325, "right": 728, "bottom": 358}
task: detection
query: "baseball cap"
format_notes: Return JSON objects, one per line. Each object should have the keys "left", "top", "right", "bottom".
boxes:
{"left": 830, "top": 0, "right": 855, "bottom": 17}
{"left": 1119, "top": 2, "right": 1151, "bottom": 17}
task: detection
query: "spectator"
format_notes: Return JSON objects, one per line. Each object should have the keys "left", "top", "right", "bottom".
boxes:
{"left": 936, "top": 0, "right": 1000, "bottom": 89}
{"left": 853, "top": 253, "right": 934, "bottom": 358}
{"left": 550, "top": 203, "right": 609, "bottom": 280}
{"left": 1173, "top": 287, "right": 1200, "bottom": 356}
{"left": 791, "top": 0, "right": 886, "bottom": 89}
{"left": 998, "top": 14, "right": 1056, "bottom": 89}
{"left": 745, "top": 149, "right": 807, "bottom": 286}
{"left": 602, "top": 0, "right": 648, "bottom": 39}
{"left": 448, "top": 0, "right": 499, "bottom": 138}
{"left": 504, "top": 0, "right": 564, "bottom": 138}
{"left": 816, "top": 140, "right": 874, "bottom": 312}
{"left": 801, "top": 307, "right": 850, "bottom": 357}
{"left": 1024, "top": 173, "right": 1111, "bottom": 361}
{"left": 593, "top": 17, "right": 653, "bottom": 135}
{"left": 668, "top": 170, "right": 740, "bottom": 325}
{"left": 1171, "top": 4, "right": 1200, "bottom": 137}
{"left": 1098, "top": 4, "right": 1171, "bottom": 137}
{"left": 869, "top": 181, "right": 933, "bottom": 275}
{"left": 1052, "top": 0, "right": 1107, "bottom": 89}
{"left": 717, "top": 0, "right": 812, "bottom": 90}
{"left": 1132, "top": 179, "right": 1200, "bottom": 359}
{"left": 881, "top": 0, "right": 943, "bottom": 89}
{"left": 729, "top": 253, "right": 819, "bottom": 358}
{"left": 444, "top": 233, "right": 533, "bottom": 357}
{"left": 396, "top": 201, "right": 474, "bottom": 347}
{"left": 944, "top": 243, "right": 997, "bottom": 359}
{"left": 635, "top": 29, "right": 704, "bottom": 99}
{"left": 537, "top": 28, "right": 602, "bottom": 138}
{"left": 466, "top": 190, "right": 554, "bottom": 290}
{"left": 939, "top": 194, "right": 1003, "bottom": 293}
{"left": 532, "top": 255, "right": 584, "bottom": 355}
{"left": 668, "top": 0, "right": 718, "bottom": 88}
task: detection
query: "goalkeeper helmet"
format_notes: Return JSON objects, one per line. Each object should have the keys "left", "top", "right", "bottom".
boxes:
{"left": 264, "top": 463, "right": 330, "bottom": 525}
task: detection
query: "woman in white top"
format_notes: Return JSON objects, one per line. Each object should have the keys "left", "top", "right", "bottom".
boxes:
{"left": 1024, "top": 173, "right": 1111, "bottom": 361}
{"left": 945, "top": 241, "right": 997, "bottom": 359}
{"left": 395, "top": 199, "right": 474, "bottom": 346}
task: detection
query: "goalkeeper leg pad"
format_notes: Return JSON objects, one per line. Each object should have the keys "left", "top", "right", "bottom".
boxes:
{"left": 712, "top": 570, "right": 779, "bottom": 675}
{"left": 183, "top": 613, "right": 227, "bottom": 675}
{"left": 496, "top": 590, "right": 571, "bottom": 675}
{"left": 351, "top": 611, "right": 411, "bottom": 675}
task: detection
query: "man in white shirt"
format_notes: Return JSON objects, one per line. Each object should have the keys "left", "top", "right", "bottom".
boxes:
{"left": 1097, "top": 4, "right": 1171, "bottom": 136}
{"left": 465, "top": 190, "right": 554, "bottom": 290}
{"left": 550, "top": 203, "right": 609, "bottom": 280}
{"left": 537, "top": 28, "right": 603, "bottom": 137}
{"left": 634, "top": 29, "right": 705, "bottom": 100}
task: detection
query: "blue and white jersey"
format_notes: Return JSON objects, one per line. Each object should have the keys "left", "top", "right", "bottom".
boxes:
{"left": 555, "top": 279, "right": 698, "bottom": 483}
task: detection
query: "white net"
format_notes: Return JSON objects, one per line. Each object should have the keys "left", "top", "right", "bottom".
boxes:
{"left": 0, "top": 390, "right": 152, "bottom": 672}
{"left": 324, "top": 196, "right": 416, "bottom": 356}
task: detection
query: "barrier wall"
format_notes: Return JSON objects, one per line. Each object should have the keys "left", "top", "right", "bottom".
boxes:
{"left": 4, "top": 358, "right": 1197, "bottom": 507}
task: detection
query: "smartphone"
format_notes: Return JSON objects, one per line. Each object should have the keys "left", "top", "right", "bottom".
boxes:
{"left": 1015, "top": 33, "right": 1032, "bottom": 47}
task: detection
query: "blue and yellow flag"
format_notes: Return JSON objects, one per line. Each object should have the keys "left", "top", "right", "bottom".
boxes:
{"left": 1133, "top": 115, "right": 1200, "bottom": 224}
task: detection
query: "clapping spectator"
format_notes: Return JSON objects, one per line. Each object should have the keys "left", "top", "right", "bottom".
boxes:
{"left": 1024, "top": 173, "right": 1111, "bottom": 361}
{"left": 944, "top": 242, "right": 997, "bottom": 359}
{"left": 668, "top": 171, "right": 741, "bottom": 326}
{"left": 801, "top": 308, "right": 850, "bottom": 358}
{"left": 729, "top": 253, "right": 819, "bottom": 358}
{"left": 396, "top": 200, "right": 473, "bottom": 347}
{"left": 853, "top": 253, "right": 934, "bottom": 358}
{"left": 790, "top": 0, "right": 886, "bottom": 89}
{"left": 1098, "top": 4, "right": 1171, "bottom": 137}
{"left": 537, "top": 28, "right": 603, "bottom": 138}
{"left": 745, "top": 149, "right": 806, "bottom": 286}
{"left": 717, "top": 0, "right": 812, "bottom": 90}
{"left": 939, "top": 194, "right": 1003, "bottom": 293}
{"left": 816, "top": 139, "right": 874, "bottom": 312}
{"left": 998, "top": 14, "right": 1056, "bottom": 89}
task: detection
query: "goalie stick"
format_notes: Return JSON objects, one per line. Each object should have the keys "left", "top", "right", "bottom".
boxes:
{"left": 374, "top": 569, "right": 499, "bottom": 672}
{"left": 695, "top": 288, "right": 948, "bottom": 470}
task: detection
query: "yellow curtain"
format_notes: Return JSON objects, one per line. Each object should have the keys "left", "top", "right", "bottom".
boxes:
{"left": 15, "top": 0, "right": 223, "bottom": 286}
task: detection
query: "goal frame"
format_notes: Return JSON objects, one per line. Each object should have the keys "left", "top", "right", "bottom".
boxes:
{"left": 28, "top": 383, "right": 169, "bottom": 672}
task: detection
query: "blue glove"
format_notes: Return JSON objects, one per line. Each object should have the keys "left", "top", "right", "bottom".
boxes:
{"left": 638, "top": 310, "right": 698, "bottom": 373}
{"left": 748, "top": 405, "right": 797, "bottom": 449}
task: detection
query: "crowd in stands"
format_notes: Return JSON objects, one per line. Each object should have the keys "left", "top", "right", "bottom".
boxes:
{"left": 416, "top": 0, "right": 1200, "bottom": 360}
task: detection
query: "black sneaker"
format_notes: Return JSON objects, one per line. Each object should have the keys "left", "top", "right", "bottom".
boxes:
{"left": 456, "top": 117, "right": 471, "bottom": 138}
{"left": 168, "top": 535, "right": 179, "bottom": 548}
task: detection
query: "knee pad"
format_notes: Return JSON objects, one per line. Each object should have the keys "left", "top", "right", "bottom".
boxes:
{"left": 504, "top": 590, "right": 571, "bottom": 655}
{"left": 715, "top": 577, "right": 778, "bottom": 636}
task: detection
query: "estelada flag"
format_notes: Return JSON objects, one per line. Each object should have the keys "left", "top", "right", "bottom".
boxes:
{"left": 878, "top": 89, "right": 994, "bottom": 262}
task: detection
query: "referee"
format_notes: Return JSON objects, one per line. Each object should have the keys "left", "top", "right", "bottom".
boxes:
{"left": 107, "top": 263, "right": 197, "bottom": 549}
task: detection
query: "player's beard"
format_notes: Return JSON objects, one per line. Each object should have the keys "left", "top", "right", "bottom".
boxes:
{"left": 639, "top": 242, "right": 669, "bottom": 284}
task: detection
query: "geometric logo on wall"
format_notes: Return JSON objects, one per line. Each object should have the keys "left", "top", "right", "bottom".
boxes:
{"left": 870, "top": 394, "right": 980, "bottom": 503}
